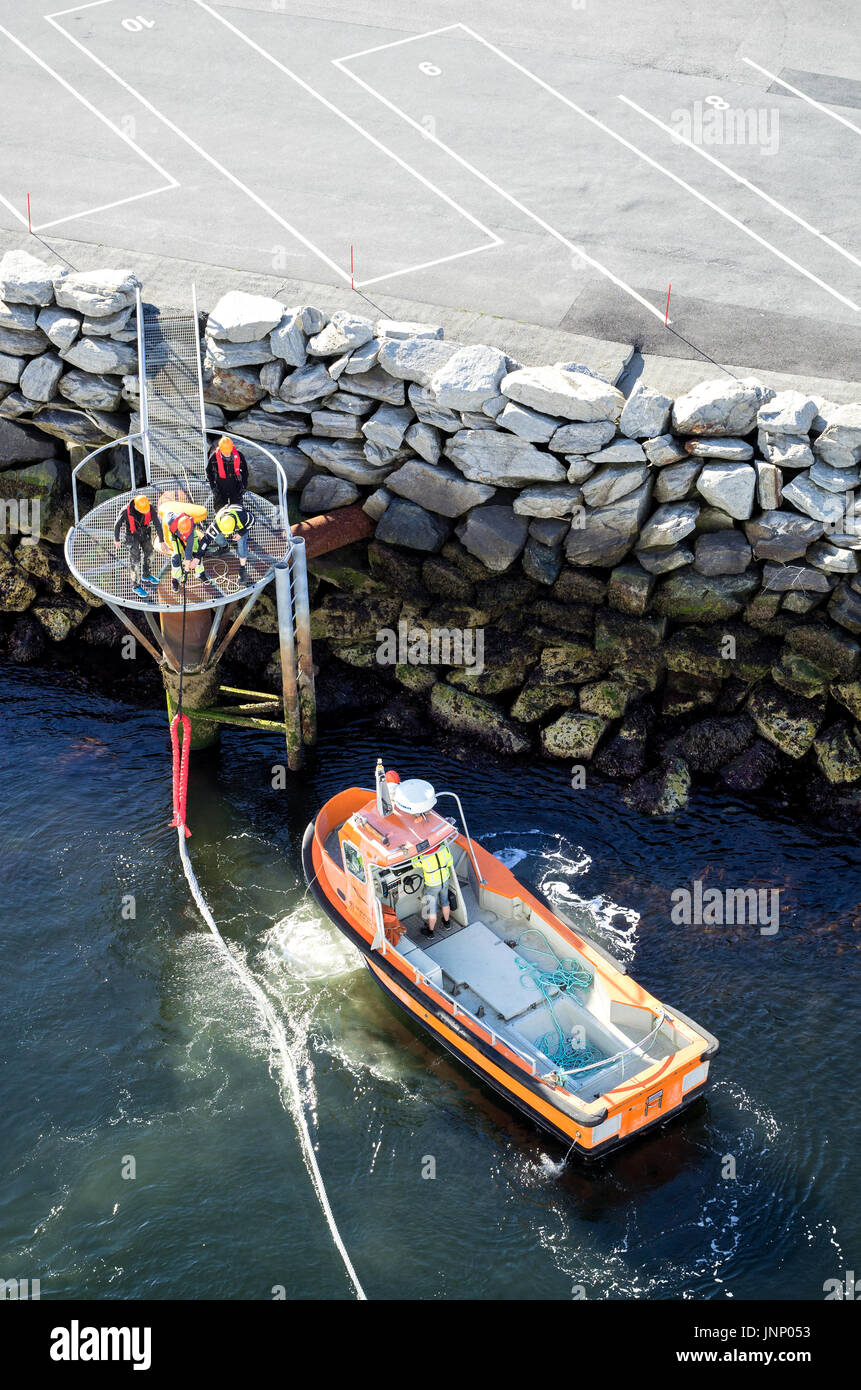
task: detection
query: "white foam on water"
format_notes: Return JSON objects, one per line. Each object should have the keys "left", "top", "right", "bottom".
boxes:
{"left": 176, "top": 832, "right": 366, "bottom": 1300}
{"left": 264, "top": 903, "right": 362, "bottom": 982}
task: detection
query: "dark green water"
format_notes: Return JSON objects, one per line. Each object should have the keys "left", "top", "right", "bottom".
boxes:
{"left": 1, "top": 665, "right": 857, "bottom": 1300}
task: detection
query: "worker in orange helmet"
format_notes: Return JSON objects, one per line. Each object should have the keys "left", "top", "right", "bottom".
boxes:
{"left": 206, "top": 434, "right": 248, "bottom": 510}
{"left": 113, "top": 493, "right": 162, "bottom": 597}
{"left": 164, "top": 511, "right": 208, "bottom": 592}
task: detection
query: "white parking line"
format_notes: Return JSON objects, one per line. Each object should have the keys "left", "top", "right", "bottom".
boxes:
{"left": 619, "top": 96, "right": 861, "bottom": 272}
{"left": 334, "top": 33, "right": 671, "bottom": 324}
{"left": 743, "top": 58, "right": 861, "bottom": 138}
{"left": 338, "top": 26, "right": 859, "bottom": 315}
{"left": 333, "top": 23, "right": 462, "bottom": 65}
{"left": 192, "top": 1, "right": 500, "bottom": 286}
{"left": 0, "top": 20, "right": 178, "bottom": 232}
{"left": 453, "top": 25, "right": 858, "bottom": 313}
{"left": 47, "top": 1, "right": 499, "bottom": 288}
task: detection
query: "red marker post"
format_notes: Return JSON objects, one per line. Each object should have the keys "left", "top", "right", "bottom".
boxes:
{"left": 664, "top": 283, "right": 671, "bottom": 326}
{"left": 27, "top": 193, "right": 32, "bottom": 234}
{"left": 350, "top": 244, "right": 354, "bottom": 290}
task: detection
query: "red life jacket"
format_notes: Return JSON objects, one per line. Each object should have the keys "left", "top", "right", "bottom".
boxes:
{"left": 215, "top": 446, "right": 242, "bottom": 481}
{"left": 126, "top": 503, "right": 150, "bottom": 534}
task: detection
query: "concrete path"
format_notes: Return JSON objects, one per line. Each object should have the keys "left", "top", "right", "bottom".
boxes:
{"left": 1, "top": 0, "right": 859, "bottom": 396}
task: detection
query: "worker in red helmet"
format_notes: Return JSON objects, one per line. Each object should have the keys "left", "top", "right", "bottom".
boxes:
{"left": 163, "top": 510, "right": 208, "bottom": 592}
{"left": 206, "top": 434, "right": 248, "bottom": 510}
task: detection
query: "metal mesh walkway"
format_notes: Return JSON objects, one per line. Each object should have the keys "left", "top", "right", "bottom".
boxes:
{"left": 141, "top": 306, "right": 209, "bottom": 487}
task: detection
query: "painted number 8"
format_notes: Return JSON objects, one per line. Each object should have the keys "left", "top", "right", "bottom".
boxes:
{"left": 419, "top": 62, "right": 441, "bottom": 76}
{"left": 705, "top": 94, "right": 730, "bottom": 110}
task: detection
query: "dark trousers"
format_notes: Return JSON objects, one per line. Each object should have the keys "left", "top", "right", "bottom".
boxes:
{"left": 129, "top": 536, "right": 154, "bottom": 582}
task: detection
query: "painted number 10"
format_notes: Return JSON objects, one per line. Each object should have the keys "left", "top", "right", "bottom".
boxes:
{"left": 122, "top": 15, "right": 156, "bottom": 31}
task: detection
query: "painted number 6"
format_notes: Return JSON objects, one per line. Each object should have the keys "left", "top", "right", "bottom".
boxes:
{"left": 419, "top": 62, "right": 441, "bottom": 76}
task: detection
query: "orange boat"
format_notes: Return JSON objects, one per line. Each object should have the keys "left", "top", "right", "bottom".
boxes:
{"left": 303, "top": 761, "right": 719, "bottom": 1159}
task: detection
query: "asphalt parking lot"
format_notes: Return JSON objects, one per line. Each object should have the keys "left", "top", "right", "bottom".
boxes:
{"left": 1, "top": 0, "right": 860, "bottom": 380}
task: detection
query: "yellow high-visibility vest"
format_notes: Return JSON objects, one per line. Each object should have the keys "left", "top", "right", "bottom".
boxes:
{"left": 411, "top": 843, "right": 454, "bottom": 888}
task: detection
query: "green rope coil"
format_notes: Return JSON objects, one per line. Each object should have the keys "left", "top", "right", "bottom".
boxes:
{"left": 514, "top": 927, "right": 604, "bottom": 1074}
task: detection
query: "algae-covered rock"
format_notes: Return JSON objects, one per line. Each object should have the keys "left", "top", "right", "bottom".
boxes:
{"left": 719, "top": 738, "right": 782, "bottom": 792}
{"left": 0, "top": 540, "right": 37, "bottom": 611}
{"left": 653, "top": 571, "right": 759, "bottom": 623}
{"left": 664, "top": 624, "right": 780, "bottom": 682}
{"left": 747, "top": 680, "right": 826, "bottom": 758}
{"left": 771, "top": 649, "right": 832, "bottom": 698}
{"left": 832, "top": 681, "right": 861, "bottom": 721}
{"left": 813, "top": 721, "right": 861, "bottom": 784}
{"left": 591, "top": 703, "right": 655, "bottom": 778}
{"left": 578, "top": 678, "right": 637, "bottom": 719}
{"left": 447, "top": 641, "right": 530, "bottom": 696}
{"left": 308, "top": 544, "right": 388, "bottom": 596}
{"left": 667, "top": 714, "right": 756, "bottom": 774}
{"left": 623, "top": 757, "right": 691, "bottom": 816}
{"left": 607, "top": 562, "right": 656, "bottom": 616}
{"left": 7, "top": 612, "right": 46, "bottom": 662}
{"left": 540, "top": 711, "right": 609, "bottom": 759}
{"left": 394, "top": 663, "right": 438, "bottom": 694}
{"left": 421, "top": 555, "right": 475, "bottom": 602}
{"left": 594, "top": 608, "right": 666, "bottom": 658}
{"left": 368, "top": 540, "right": 428, "bottom": 598}
{"left": 527, "top": 599, "right": 594, "bottom": 640}
{"left": 510, "top": 682, "right": 578, "bottom": 722}
{"left": 30, "top": 594, "right": 89, "bottom": 641}
{"left": 534, "top": 640, "right": 607, "bottom": 685}
{"left": 328, "top": 642, "right": 383, "bottom": 669}
{"left": 661, "top": 671, "right": 722, "bottom": 716}
{"left": 429, "top": 682, "right": 531, "bottom": 754}
{"left": 783, "top": 623, "right": 860, "bottom": 681}
{"left": 552, "top": 568, "right": 608, "bottom": 606}
{"left": 310, "top": 593, "right": 401, "bottom": 641}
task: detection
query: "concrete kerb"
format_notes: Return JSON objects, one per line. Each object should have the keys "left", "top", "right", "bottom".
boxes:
{"left": 3, "top": 227, "right": 861, "bottom": 403}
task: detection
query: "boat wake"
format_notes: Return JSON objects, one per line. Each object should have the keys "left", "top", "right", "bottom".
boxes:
{"left": 265, "top": 902, "right": 362, "bottom": 982}
{"left": 508, "top": 1077, "right": 844, "bottom": 1299}
{"left": 481, "top": 829, "right": 640, "bottom": 964}
{"left": 175, "top": 832, "right": 366, "bottom": 1300}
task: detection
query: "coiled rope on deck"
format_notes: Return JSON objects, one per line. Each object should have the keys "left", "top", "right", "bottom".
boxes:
{"left": 169, "top": 582, "right": 366, "bottom": 1301}
{"left": 514, "top": 927, "right": 604, "bottom": 1074}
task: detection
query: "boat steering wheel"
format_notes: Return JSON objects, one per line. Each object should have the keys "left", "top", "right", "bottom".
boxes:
{"left": 400, "top": 872, "right": 424, "bottom": 896}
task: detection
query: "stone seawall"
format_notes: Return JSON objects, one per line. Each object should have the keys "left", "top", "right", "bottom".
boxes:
{"left": 1, "top": 249, "right": 860, "bottom": 823}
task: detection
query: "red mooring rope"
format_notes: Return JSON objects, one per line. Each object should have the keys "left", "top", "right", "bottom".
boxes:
{"left": 169, "top": 581, "right": 191, "bottom": 836}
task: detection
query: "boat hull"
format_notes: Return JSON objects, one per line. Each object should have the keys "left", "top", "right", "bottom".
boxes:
{"left": 302, "top": 821, "right": 715, "bottom": 1160}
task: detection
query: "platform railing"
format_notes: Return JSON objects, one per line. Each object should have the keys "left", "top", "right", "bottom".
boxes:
{"left": 71, "top": 434, "right": 142, "bottom": 525}
{"left": 69, "top": 430, "right": 290, "bottom": 535}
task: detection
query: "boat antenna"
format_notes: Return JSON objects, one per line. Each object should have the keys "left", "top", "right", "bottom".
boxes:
{"left": 375, "top": 757, "right": 393, "bottom": 816}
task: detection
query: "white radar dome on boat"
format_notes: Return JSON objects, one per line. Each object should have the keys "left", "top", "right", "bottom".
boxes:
{"left": 391, "top": 779, "right": 437, "bottom": 815}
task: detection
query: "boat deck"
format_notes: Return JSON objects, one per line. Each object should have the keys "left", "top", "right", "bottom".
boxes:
{"left": 321, "top": 822, "right": 660, "bottom": 1099}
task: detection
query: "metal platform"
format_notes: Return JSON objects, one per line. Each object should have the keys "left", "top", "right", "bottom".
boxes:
{"left": 63, "top": 286, "right": 315, "bottom": 763}
{"left": 64, "top": 288, "right": 294, "bottom": 615}
{"left": 65, "top": 476, "right": 289, "bottom": 613}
